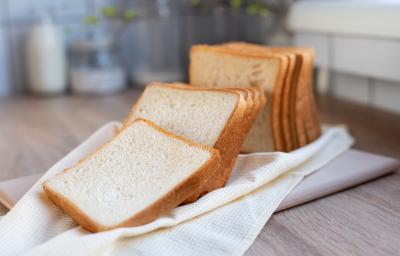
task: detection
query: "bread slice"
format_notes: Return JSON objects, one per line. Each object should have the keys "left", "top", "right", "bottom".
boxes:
{"left": 222, "top": 42, "right": 304, "bottom": 151}
{"left": 192, "top": 42, "right": 321, "bottom": 152}
{"left": 183, "top": 87, "right": 256, "bottom": 203}
{"left": 190, "top": 44, "right": 288, "bottom": 152}
{"left": 228, "top": 42, "right": 321, "bottom": 147}
{"left": 238, "top": 86, "right": 267, "bottom": 152}
{"left": 192, "top": 84, "right": 267, "bottom": 152}
{"left": 280, "top": 53, "right": 301, "bottom": 151}
{"left": 43, "top": 119, "right": 220, "bottom": 232}
{"left": 240, "top": 86, "right": 268, "bottom": 153}
{"left": 225, "top": 88, "right": 254, "bottom": 136}
{"left": 296, "top": 48, "right": 321, "bottom": 144}
{"left": 126, "top": 83, "right": 247, "bottom": 202}
{"left": 281, "top": 47, "right": 320, "bottom": 145}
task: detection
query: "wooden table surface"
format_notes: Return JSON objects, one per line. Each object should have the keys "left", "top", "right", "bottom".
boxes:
{"left": 0, "top": 89, "right": 399, "bottom": 255}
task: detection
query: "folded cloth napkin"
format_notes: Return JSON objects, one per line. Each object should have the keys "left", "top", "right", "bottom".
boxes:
{"left": 0, "top": 122, "right": 353, "bottom": 256}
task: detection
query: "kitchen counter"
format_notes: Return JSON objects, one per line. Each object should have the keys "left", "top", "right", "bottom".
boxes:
{"left": 0, "top": 89, "right": 399, "bottom": 255}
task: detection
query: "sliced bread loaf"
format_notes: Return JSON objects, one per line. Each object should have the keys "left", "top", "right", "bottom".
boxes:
{"left": 190, "top": 43, "right": 321, "bottom": 152}
{"left": 224, "top": 43, "right": 321, "bottom": 146}
{"left": 235, "top": 86, "right": 267, "bottom": 153}
{"left": 126, "top": 83, "right": 247, "bottom": 202}
{"left": 189, "top": 44, "right": 288, "bottom": 152}
{"left": 222, "top": 42, "right": 303, "bottom": 151}
{"left": 43, "top": 119, "right": 220, "bottom": 232}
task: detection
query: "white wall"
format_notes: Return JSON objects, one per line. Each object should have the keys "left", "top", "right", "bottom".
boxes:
{"left": 294, "top": 33, "right": 400, "bottom": 114}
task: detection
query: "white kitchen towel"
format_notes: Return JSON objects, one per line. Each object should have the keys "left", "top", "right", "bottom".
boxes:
{"left": 0, "top": 122, "right": 353, "bottom": 256}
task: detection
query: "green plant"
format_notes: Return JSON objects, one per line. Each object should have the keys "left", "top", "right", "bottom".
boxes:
{"left": 83, "top": 5, "right": 138, "bottom": 26}
{"left": 230, "top": 0, "right": 243, "bottom": 10}
{"left": 81, "top": 1, "right": 273, "bottom": 44}
{"left": 189, "top": 0, "right": 270, "bottom": 16}
{"left": 246, "top": 2, "right": 269, "bottom": 16}
{"left": 84, "top": 1, "right": 270, "bottom": 27}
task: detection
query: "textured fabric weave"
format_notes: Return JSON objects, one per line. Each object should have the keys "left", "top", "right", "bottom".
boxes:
{"left": 0, "top": 122, "right": 353, "bottom": 256}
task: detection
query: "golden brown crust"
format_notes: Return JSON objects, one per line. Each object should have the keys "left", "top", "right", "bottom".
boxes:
{"left": 266, "top": 46, "right": 321, "bottom": 145}
{"left": 262, "top": 46, "right": 320, "bottom": 146}
{"left": 302, "top": 49, "right": 321, "bottom": 143}
{"left": 295, "top": 49, "right": 315, "bottom": 145}
{"left": 240, "top": 87, "right": 263, "bottom": 141}
{"left": 252, "top": 86, "right": 267, "bottom": 125}
{"left": 246, "top": 46, "right": 301, "bottom": 151}
{"left": 43, "top": 118, "right": 221, "bottom": 232}
{"left": 289, "top": 55, "right": 304, "bottom": 148}
{"left": 43, "top": 183, "right": 105, "bottom": 232}
{"left": 191, "top": 44, "right": 288, "bottom": 152}
{"left": 269, "top": 46, "right": 317, "bottom": 147}
{"left": 239, "top": 86, "right": 267, "bottom": 153}
{"left": 242, "top": 88, "right": 256, "bottom": 132}
{"left": 218, "top": 88, "right": 255, "bottom": 177}
{"left": 280, "top": 53, "right": 297, "bottom": 151}
{"left": 219, "top": 87, "right": 254, "bottom": 136}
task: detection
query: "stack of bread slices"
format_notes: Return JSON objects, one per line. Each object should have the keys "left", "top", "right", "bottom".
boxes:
{"left": 190, "top": 42, "right": 321, "bottom": 152}
{"left": 44, "top": 83, "right": 265, "bottom": 232}
{"left": 43, "top": 42, "right": 321, "bottom": 233}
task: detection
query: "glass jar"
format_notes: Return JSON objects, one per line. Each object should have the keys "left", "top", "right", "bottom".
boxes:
{"left": 120, "top": 0, "right": 186, "bottom": 86}
{"left": 120, "top": 0, "right": 276, "bottom": 86}
{"left": 69, "top": 39, "right": 126, "bottom": 95}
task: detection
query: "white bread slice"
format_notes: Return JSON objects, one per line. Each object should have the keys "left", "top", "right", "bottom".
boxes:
{"left": 43, "top": 119, "right": 220, "bottom": 232}
{"left": 183, "top": 86, "right": 266, "bottom": 202}
{"left": 189, "top": 44, "right": 288, "bottom": 152}
{"left": 183, "top": 87, "right": 254, "bottom": 203}
{"left": 126, "top": 83, "right": 247, "bottom": 202}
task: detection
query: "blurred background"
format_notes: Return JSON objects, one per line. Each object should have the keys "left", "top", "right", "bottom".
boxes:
{"left": 0, "top": 1, "right": 399, "bottom": 250}
{"left": 0, "top": 0, "right": 399, "bottom": 114}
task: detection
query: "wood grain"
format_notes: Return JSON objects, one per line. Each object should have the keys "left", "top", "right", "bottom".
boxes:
{"left": 0, "top": 90, "right": 399, "bottom": 255}
{"left": 246, "top": 96, "right": 400, "bottom": 256}
{"left": 0, "top": 90, "right": 139, "bottom": 180}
